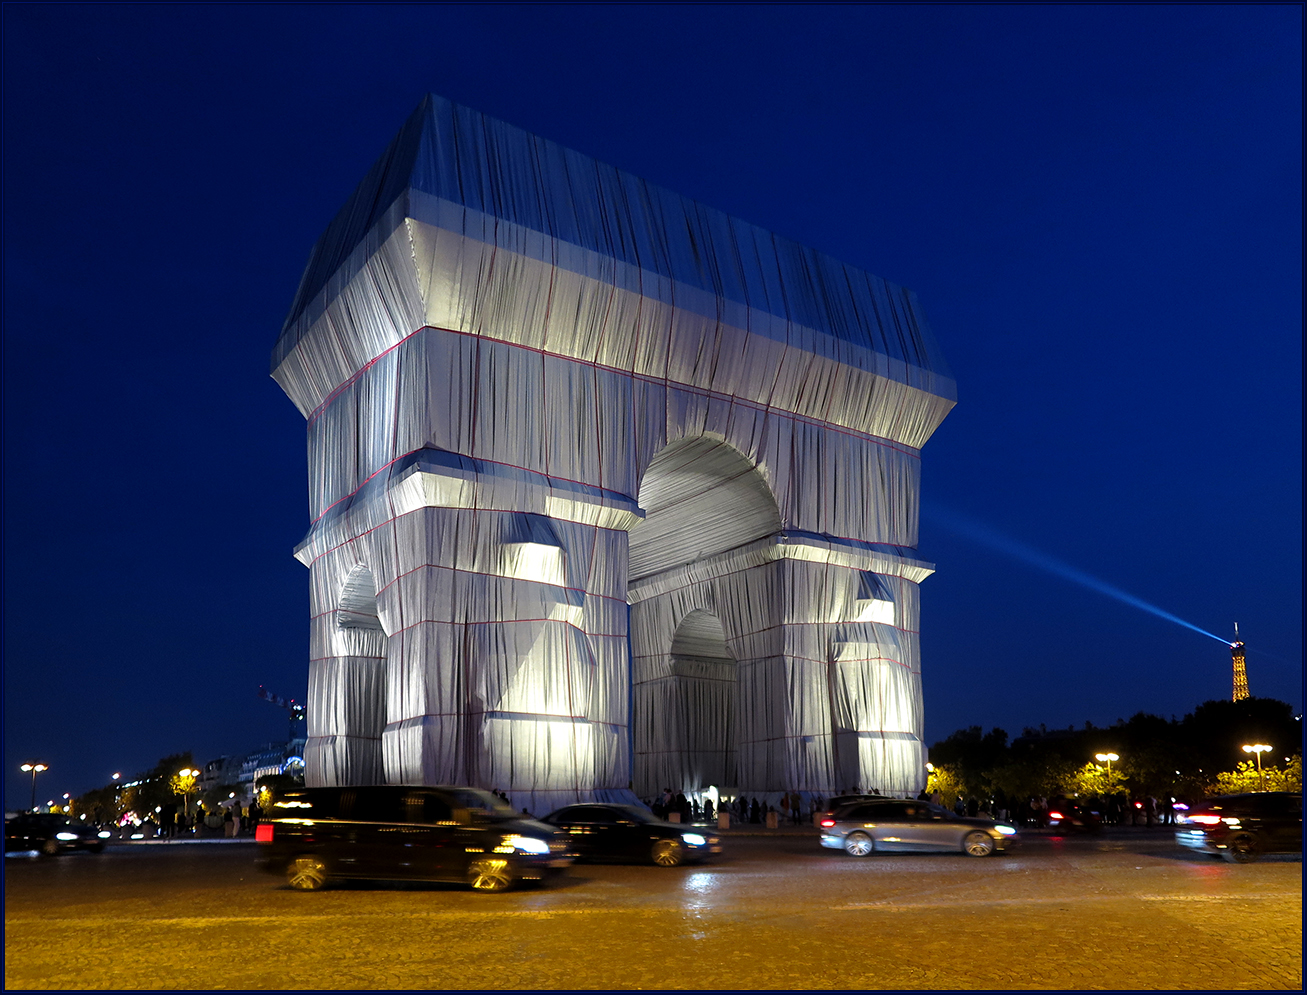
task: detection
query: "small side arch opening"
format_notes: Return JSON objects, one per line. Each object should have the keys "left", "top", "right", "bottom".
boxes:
{"left": 337, "top": 564, "right": 383, "bottom": 631}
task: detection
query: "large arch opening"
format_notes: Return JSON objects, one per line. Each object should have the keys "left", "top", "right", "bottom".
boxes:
{"left": 629, "top": 436, "right": 780, "bottom": 579}
{"left": 629, "top": 437, "right": 781, "bottom": 797}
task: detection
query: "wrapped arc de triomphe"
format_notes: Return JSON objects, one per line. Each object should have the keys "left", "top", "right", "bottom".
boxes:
{"left": 272, "top": 95, "right": 956, "bottom": 814}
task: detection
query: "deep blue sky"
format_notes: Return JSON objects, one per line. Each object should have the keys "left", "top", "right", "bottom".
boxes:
{"left": 4, "top": 5, "right": 1301, "bottom": 807}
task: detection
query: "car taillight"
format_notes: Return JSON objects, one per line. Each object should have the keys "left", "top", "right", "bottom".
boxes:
{"left": 1048, "top": 811, "right": 1064, "bottom": 820}
{"left": 255, "top": 823, "right": 274, "bottom": 843}
{"left": 820, "top": 819, "right": 836, "bottom": 828}
{"left": 1188, "top": 814, "right": 1221, "bottom": 825}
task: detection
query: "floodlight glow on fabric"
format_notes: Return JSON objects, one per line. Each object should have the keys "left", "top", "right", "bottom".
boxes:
{"left": 274, "top": 95, "right": 956, "bottom": 810}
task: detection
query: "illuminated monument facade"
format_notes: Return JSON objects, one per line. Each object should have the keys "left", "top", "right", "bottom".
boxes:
{"left": 272, "top": 96, "right": 956, "bottom": 811}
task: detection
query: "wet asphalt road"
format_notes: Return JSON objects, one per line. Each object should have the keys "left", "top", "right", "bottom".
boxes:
{"left": 4, "top": 829, "right": 1300, "bottom": 990}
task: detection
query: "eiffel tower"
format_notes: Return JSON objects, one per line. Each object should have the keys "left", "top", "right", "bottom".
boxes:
{"left": 1230, "top": 624, "right": 1249, "bottom": 702}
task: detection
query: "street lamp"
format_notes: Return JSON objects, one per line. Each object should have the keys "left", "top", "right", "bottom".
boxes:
{"left": 1241, "top": 744, "right": 1272, "bottom": 791}
{"left": 19, "top": 763, "right": 48, "bottom": 812}
{"left": 176, "top": 768, "right": 201, "bottom": 818}
{"left": 1095, "top": 753, "right": 1119, "bottom": 774}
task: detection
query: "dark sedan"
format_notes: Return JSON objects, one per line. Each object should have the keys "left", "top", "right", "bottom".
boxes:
{"left": 1176, "top": 792, "right": 1302, "bottom": 863}
{"left": 542, "top": 803, "right": 721, "bottom": 866}
{"left": 5, "top": 814, "right": 110, "bottom": 855}
{"left": 820, "top": 798, "right": 1017, "bottom": 857}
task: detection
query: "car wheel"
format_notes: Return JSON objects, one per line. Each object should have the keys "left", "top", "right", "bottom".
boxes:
{"left": 844, "top": 832, "right": 874, "bottom": 857}
{"left": 286, "top": 855, "right": 329, "bottom": 891}
{"left": 963, "top": 831, "right": 995, "bottom": 857}
{"left": 651, "top": 839, "right": 684, "bottom": 867}
{"left": 1223, "top": 833, "right": 1260, "bottom": 864}
{"left": 40, "top": 839, "right": 59, "bottom": 856}
{"left": 468, "top": 857, "right": 515, "bottom": 892}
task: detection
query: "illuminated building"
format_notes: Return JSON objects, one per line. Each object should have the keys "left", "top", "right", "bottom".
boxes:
{"left": 1231, "top": 640, "right": 1249, "bottom": 701}
{"left": 272, "top": 96, "right": 956, "bottom": 811}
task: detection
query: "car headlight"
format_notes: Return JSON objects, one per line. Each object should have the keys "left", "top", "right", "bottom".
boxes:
{"left": 97, "top": 831, "right": 112, "bottom": 839}
{"left": 681, "top": 833, "right": 706, "bottom": 846}
{"left": 994, "top": 825, "right": 1017, "bottom": 836}
{"left": 505, "top": 835, "right": 550, "bottom": 855}
{"left": 55, "top": 832, "right": 79, "bottom": 841}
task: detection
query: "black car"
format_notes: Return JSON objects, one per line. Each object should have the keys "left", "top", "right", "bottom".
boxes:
{"left": 255, "top": 785, "right": 572, "bottom": 892}
{"left": 1045, "top": 796, "right": 1104, "bottom": 834}
{"left": 1176, "top": 792, "right": 1302, "bottom": 863}
{"left": 542, "top": 803, "right": 721, "bottom": 866}
{"left": 5, "top": 814, "right": 110, "bottom": 855}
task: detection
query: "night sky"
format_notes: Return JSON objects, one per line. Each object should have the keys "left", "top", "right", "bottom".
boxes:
{"left": 4, "top": 5, "right": 1300, "bottom": 808}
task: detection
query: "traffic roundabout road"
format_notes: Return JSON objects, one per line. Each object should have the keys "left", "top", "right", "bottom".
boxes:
{"left": 5, "top": 829, "right": 1300, "bottom": 990}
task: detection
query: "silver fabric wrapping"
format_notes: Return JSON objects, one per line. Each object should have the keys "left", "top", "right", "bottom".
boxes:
{"left": 276, "top": 95, "right": 954, "bottom": 810}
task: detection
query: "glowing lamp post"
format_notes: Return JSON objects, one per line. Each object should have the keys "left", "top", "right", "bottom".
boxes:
{"left": 176, "top": 769, "right": 201, "bottom": 818}
{"left": 1095, "top": 753, "right": 1119, "bottom": 774}
{"left": 1241, "top": 744, "right": 1272, "bottom": 791}
{"left": 19, "top": 763, "right": 48, "bottom": 812}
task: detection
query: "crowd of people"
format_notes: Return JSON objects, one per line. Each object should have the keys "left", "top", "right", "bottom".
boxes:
{"left": 126, "top": 800, "right": 266, "bottom": 839}
{"left": 917, "top": 788, "right": 1184, "bottom": 827}
{"left": 647, "top": 789, "right": 822, "bottom": 825}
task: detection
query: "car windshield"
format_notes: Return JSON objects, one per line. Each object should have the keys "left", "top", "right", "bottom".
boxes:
{"left": 27, "top": 815, "right": 69, "bottom": 827}
{"left": 446, "top": 789, "right": 517, "bottom": 821}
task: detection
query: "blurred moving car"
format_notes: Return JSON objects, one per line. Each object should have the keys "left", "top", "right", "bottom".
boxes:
{"left": 542, "top": 804, "right": 721, "bottom": 866}
{"left": 1176, "top": 792, "right": 1303, "bottom": 863}
{"left": 1046, "top": 797, "right": 1104, "bottom": 834}
{"left": 5, "top": 814, "right": 110, "bottom": 855}
{"left": 255, "top": 786, "right": 572, "bottom": 892}
{"left": 819, "top": 798, "right": 1016, "bottom": 857}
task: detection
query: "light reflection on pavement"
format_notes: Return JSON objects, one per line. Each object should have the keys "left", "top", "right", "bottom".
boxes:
{"left": 5, "top": 833, "right": 1301, "bottom": 990}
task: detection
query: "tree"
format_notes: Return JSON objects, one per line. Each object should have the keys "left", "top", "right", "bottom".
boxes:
{"left": 987, "top": 756, "right": 1079, "bottom": 800}
{"left": 929, "top": 726, "right": 1010, "bottom": 796}
{"left": 1180, "top": 698, "right": 1300, "bottom": 776}
{"left": 76, "top": 783, "right": 125, "bottom": 825}
{"left": 118, "top": 752, "right": 196, "bottom": 819}
{"left": 1212, "top": 755, "right": 1302, "bottom": 794}
{"left": 254, "top": 771, "right": 304, "bottom": 810}
{"left": 925, "top": 764, "right": 966, "bottom": 808}
{"left": 1067, "top": 761, "right": 1126, "bottom": 798}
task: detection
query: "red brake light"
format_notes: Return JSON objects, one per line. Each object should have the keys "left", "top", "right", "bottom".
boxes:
{"left": 820, "top": 819, "right": 836, "bottom": 828}
{"left": 255, "top": 823, "right": 274, "bottom": 843}
{"left": 1188, "top": 814, "right": 1221, "bottom": 825}
{"left": 1048, "top": 811, "right": 1064, "bottom": 820}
